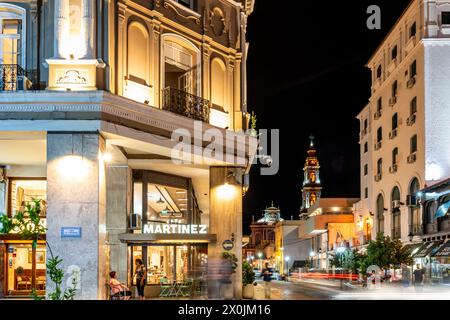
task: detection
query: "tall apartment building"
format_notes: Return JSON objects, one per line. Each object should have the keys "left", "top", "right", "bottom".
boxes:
{"left": 357, "top": 0, "right": 450, "bottom": 244}
{"left": 0, "top": 0, "right": 257, "bottom": 299}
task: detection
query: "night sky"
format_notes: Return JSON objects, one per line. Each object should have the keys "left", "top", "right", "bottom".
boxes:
{"left": 243, "top": 0, "right": 412, "bottom": 233}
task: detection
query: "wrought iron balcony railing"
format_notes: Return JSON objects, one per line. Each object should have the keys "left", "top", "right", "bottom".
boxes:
{"left": 0, "top": 64, "right": 39, "bottom": 91}
{"left": 162, "top": 87, "right": 210, "bottom": 122}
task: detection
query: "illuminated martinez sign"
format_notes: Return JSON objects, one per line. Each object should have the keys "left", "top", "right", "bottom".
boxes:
{"left": 143, "top": 223, "right": 207, "bottom": 235}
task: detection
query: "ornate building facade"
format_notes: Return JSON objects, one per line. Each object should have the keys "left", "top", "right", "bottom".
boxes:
{"left": 0, "top": 0, "right": 257, "bottom": 299}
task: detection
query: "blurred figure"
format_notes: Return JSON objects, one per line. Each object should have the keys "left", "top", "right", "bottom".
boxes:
{"left": 261, "top": 262, "right": 273, "bottom": 299}
{"left": 367, "top": 269, "right": 381, "bottom": 289}
{"left": 401, "top": 264, "right": 411, "bottom": 288}
{"left": 207, "top": 257, "right": 233, "bottom": 299}
{"left": 413, "top": 264, "right": 424, "bottom": 292}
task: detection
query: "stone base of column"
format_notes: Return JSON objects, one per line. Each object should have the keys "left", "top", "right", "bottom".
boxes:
{"left": 46, "top": 58, "right": 99, "bottom": 91}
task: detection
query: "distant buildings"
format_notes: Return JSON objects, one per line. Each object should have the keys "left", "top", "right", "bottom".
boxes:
{"left": 356, "top": 0, "right": 450, "bottom": 283}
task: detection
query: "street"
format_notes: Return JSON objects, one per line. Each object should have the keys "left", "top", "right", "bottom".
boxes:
{"left": 253, "top": 279, "right": 450, "bottom": 300}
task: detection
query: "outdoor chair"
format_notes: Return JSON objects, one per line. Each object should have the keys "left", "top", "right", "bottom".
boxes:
{"left": 159, "top": 277, "right": 171, "bottom": 297}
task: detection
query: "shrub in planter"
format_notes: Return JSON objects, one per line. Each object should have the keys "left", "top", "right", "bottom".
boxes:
{"left": 242, "top": 261, "right": 256, "bottom": 299}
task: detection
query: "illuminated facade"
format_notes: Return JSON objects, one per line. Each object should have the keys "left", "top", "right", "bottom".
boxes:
{"left": 0, "top": 0, "right": 257, "bottom": 299}
{"left": 300, "top": 136, "right": 322, "bottom": 214}
{"left": 357, "top": 0, "right": 450, "bottom": 244}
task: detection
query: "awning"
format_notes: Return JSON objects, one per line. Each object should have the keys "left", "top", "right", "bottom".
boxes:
{"left": 435, "top": 201, "right": 450, "bottom": 218}
{"left": 403, "top": 242, "right": 423, "bottom": 255}
{"left": 432, "top": 241, "right": 450, "bottom": 258}
{"left": 413, "top": 241, "right": 444, "bottom": 258}
{"left": 118, "top": 233, "right": 217, "bottom": 245}
{"left": 291, "top": 260, "right": 308, "bottom": 269}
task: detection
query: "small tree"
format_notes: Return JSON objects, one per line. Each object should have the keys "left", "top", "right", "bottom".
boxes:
{"left": 366, "top": 233, "right": 412, "bottom": 271}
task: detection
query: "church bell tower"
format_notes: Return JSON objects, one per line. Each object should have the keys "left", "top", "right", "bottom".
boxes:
{"left": 300, "top": 135, "right": 322, "bottom": 214}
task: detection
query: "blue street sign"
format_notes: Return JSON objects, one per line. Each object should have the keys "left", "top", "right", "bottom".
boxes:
{"left": 61, "top": 227, "right": 82, "bottom": 238}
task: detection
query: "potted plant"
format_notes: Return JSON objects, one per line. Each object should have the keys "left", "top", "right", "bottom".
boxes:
{"left": 220, "top": 252, "right": 238, "bottom": 299}
{"left": 249, "top": 111, "right": 258, "bottom": 137}
{"left": 242, "top": 261, "right": 256, "bottom": 299}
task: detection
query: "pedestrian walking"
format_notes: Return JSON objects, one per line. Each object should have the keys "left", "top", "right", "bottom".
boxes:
{"left": 413, "top": 264, "right": 424, "bottom": 292}
{"left": 261, "top": 262, "right": 273, "bottom": 299}
{"left": 401, "top": 264, "right": 411, "bottom": 288}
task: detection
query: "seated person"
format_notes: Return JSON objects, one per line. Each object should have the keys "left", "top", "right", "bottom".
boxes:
{"left": 109, "top": 271, "right": 132, "bottom": 299}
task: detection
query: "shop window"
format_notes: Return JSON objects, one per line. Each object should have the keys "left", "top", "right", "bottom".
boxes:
{"left": 9, "top": 178, "right": 47, "bottom": 217}
{"left": 6, "top": 243, "right": 46, "bottom": 294}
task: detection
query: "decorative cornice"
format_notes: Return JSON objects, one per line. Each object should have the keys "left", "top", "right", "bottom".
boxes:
{"left": 163, "top": 0, "right": 201, "bottom": 25}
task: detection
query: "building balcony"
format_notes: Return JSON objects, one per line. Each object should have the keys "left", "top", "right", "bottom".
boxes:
{"left": 374, "top": 173, "right": 382, "bottom": 182}
{"left": 405, "top": 36, "right": 416, "bottom": 55}
{"left": 407, "top": 113, "right": 416, "bottom": 126}
{"left": 409, "top": 224, "right": 422, "bottom": 235}
{"left": 162, "top": 87, "right": 210, "bottom": 123}
{"left": 407, "top": 152, "right": 417, "bottom": 164}
{"left": 0, "top": 64, "right": 40, "bottom": 91}
{"left": 374, "top": 110, "right": 382, "bottom": 120}
{"left": 407, "top": 76, "right": 416, "bottom": 89}
{"left": 387, "top": 58, "right": 397, "bottom": 74}
{"left": 389, "top": 128, "right": 398, "bottom": 140}
{"left": 388, "top": 96, "right": 397, "bottom": 107}
{"left": 389, "top": 163, "right": 398, "bottom": 173}
{"left": 374, "top": 141, "right": 382, "bottom": 151}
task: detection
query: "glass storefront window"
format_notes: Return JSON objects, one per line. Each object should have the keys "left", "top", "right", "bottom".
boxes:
{"left": 130, "top": 245, "right": 207, "bottom": 285}
{"left": 6, "top": 243, "right": 46, "bottom": 294}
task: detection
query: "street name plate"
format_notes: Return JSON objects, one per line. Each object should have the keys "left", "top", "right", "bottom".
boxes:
{"left": 61, "top": 227, "right": 82, "bottom": 238}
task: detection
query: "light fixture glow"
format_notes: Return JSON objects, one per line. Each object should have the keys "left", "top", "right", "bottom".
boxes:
{"left": 309, "top": 251, "right": 315, "bottom": 257}
{"left": 217, "top": 182, "right": 235, "bottom": 200}
{"left": 102, "top": 152, "right": 113, "bottom": 162}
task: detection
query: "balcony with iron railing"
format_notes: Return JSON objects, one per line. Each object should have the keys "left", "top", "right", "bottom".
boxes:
{"left": 0, "top": 64, "right": 40, "bottom": 91}
{"left": 162, "top": 87, "right": 210, "bottom": 122}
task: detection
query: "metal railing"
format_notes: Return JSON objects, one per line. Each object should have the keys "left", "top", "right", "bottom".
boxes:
{"left": 162, "top": 87, "right": 210, "bottom": 122}
{"left": 0, "top": 64, "right": 39, "bottom": 91}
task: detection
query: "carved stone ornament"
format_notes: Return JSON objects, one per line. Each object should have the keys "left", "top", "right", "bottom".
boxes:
{"left": 210, "top": 6, "right": 226, "bottom": 36}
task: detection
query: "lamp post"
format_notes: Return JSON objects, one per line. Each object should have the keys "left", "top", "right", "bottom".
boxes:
{"left": 336, "top": 246, "right": 346, "bottom": 289}
{"left": 408, "top": 232, "right": 414, "bottom": 286}
{"left": 258, "top": 252, "right": 263, "bottom": 270}
{"left": 285, "top": 256, "right": 290, "bottom": 279}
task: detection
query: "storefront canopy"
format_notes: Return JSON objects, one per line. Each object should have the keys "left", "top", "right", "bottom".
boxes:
{"left": 432, "top": 241, "right": 450, "bottom": 258}
{"left": 118, "top": 233, "right": 217, "bottom": 245}
{"left": 403, "top": 242, "right": 423, "bottom": 255}
{"left": 413, "top": 241, "right": 444, "bottom": 258}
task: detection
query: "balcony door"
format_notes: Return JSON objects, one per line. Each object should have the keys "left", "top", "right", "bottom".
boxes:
{"left": 0, "top": 5, "right": 25, "bottom": 67}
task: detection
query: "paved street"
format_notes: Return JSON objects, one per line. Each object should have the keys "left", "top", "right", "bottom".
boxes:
{"left": 253, "top": 279, "right": 450, "bottom": 300}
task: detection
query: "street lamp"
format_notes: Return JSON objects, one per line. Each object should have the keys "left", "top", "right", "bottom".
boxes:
{"left": 258, "top": 252, "right": 263, "bottom": 270}
{"left": 336, "top": 246, "right": 346, "bottom": 289}
{"left": 285, "top": 256, "right": 290, "bottom": 277}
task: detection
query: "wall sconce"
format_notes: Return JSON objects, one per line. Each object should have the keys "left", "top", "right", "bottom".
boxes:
{"left": 217, "top": 170, "right": 239, "bottom": 200}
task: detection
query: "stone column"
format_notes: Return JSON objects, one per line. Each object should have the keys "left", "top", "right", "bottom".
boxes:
{"left": 116, "top": 2, "right": 127, "bottom": 96}
{"left": 81, "top": 0, "right": 95, "bottom": 58}
{"left": 46, "top": 133, "right": 107, "bottom": 300}
{"left": 106, "top": 165, "right": 131, "bottom": 285}
{"left": 54, "top": 0, "right": 70, "bottom": 58}
{"left": 208, "top": 166, "right": 243, "bottom": 299}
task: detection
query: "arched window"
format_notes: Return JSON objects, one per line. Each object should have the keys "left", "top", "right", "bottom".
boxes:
{"left": 391, "top": 186, "right": 401, "bottom": 239}
{"left": 426, "top": 201, "right": 437, "bottom": 225}
{"left": 376, "top": 194, "right": 385, "bottom": 234}
{"left": 162, "top": 34, "right": 201, "bottom": 96}
{"left": 209, "top": 57, "right": 229, "bottom": 128}
{"left": 409, "top": 177, "right": 421, "bottom": 234}
{"left": 124, "top": 21, "right": 151, "bottom": 104}
{"left": 0, "top": 4, "right": 26, "bottom": 67}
